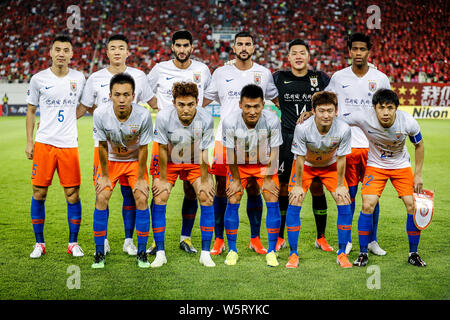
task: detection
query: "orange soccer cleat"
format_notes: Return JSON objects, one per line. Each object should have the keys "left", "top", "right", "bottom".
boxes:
{"left": 336, "top": 252, "right": 352, "bottom": 268}
{"left": 210, "top": 238, "right": 225, "bottom": 256}
{"left": 276, "top": 237, "right": 287, "bottom": 251}
{"left": 248, "top": 236, "right": 267, "bottom": 255}
{"left": 285, "top": 253, "right": 299, "bottom": 268}
{"left": 315, "top": 236, "right": 334, "bottom": 252}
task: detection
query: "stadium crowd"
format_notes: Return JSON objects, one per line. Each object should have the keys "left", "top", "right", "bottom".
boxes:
{"left": 0, "top": 0, "right": 448, "bottom": 83}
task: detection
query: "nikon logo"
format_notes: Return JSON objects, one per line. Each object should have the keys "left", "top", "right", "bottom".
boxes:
{"left": 412, "top": 107, "right": 449, "bottom": 119}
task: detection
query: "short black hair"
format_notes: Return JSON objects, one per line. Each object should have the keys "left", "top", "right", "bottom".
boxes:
{"left": 288, "top": 39, "right": 309, "bottom": 52}
{"left": 107, "top": 34, "right": 129, "bottom": 47}
{"left": 240, "top": 84, "right": 263, "bottom": 102}
{"left": 110, "top": 72, "right": 135, "bottom": 93}
{"left": 172, "top": 30, "right": 193, "bottom": 44}
{"left": 347, "top": 32, "right": 372, "bottom": 50}
{"left": 234, "top": 31, "right": 254, "bottom": 43}
{"left": 52, "top": 35, "right": 72, "bottom": 46}
{"left": 372, "top": 88, "right": 399, "bottom": 108}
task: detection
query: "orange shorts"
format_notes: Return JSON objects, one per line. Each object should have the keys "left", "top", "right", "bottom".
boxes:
{"left": 31, "top": 142, "right": 80, "bottom": 187}
{"left": 149, "top": 142, "right": 159, "bottom": 176}
{"left": 345, "top": 148, "right": 368, "bottom": 187}
{"left": 93, "top": 147, "right": 129, "bottom": 186}
{"left": 153, "top": 162, "right": 206, "bottom": 185}
{"left": 226, "top": 164, "right": 279, "bottom": 192}
{"left": 106, "top": 160, "right": 149, "bottom": 190}
{"left": 361, "top": 166, "right": 414, "bottom": 197}
{"left": 288, "top": 160, "right": 348, "bottom": 193}
{"left": 211, "top": 141, "right": 228, "bottom": 177}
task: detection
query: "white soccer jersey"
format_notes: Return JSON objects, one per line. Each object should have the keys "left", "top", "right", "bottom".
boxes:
{"left": 291, "top": 116, "right": 352, "bottom": 167}
{"left": 325, "top": 66, "right": 390, "bottom": 148}
{"left": 153, "top": 107, "right": 214, "bottom": 164}
{"left": 93, "top": 103, "right": 153, "bottom": 162}
{"left": 222, "top": 109, "right": 282, "bottom": 165}
{"left": 204, "top": 62, "right": 279, "bottom": 141}
{"left": 27, "top": 68, "right": 85, "bottom": 148}
{"left": 81, "top": 66, "right": 153, "bottom": 146}
{"left": 81, "top": 66, "right": 153, "bottom": 109}
{"left": 147, "top": 60, "right": 211, "bottom": 110}
{"left": 342, "top": 108, "right": 422, "bottom": 169}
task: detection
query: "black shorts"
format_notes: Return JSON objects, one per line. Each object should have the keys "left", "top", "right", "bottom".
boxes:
{"left": 278, "top": 131, "right": 294, "bottom": 183}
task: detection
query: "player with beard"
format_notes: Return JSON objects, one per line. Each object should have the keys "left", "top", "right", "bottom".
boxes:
{"left": 203, "top": 31, "right": 279, "bottom": 256}
{"left": 273, "top": 39, "right": 333, "bottom": 252}
{"left": 147, "top": 30, "right": 212, "bottom": 255}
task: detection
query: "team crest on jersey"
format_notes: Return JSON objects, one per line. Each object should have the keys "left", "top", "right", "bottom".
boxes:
{"left": 368, "top": 80, "right": 377, "bottom": 93}
{"left": 193, "top": 125, "right": 202, "bottom": 140}
{"left": 254, "top": 72, "right": 262, "bottom": 85}
{"left": 330, "top": 136, "right": 340, "bottom": 145}
{"left": 193, "top": 72, "right": 201, "bottom": 84}
{"left": 310, "top": 76, "right": 318, "bottom": 87}
{"left": 129, "top": 124, "right": 139, "bottom": 134}
{"left": 70, "top": 81, "right": 77, "bottom": 93}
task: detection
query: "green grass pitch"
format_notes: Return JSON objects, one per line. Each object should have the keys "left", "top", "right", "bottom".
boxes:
{"left": 0, "top": 115, "right": 449, "bottom": 300}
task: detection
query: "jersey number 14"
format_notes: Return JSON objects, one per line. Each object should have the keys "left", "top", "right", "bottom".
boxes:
{"left": 295, "top": 104, "right": 307, "bottom": 116}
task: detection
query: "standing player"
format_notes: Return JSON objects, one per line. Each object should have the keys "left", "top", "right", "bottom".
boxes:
{"left": 286, "top": 91, "right": 353, "bottom": 268}
{"left": 25, "top": 35, "right": 85, "bottom": 258}
{"left": 91, "top": 73, "right": 153, "bottom": 269}
{"left": 222, "top": 84, "right": 282, "bottom": 267}
{"left": 151, "top": 82, "right": 216, "bottom": 268}
{"left": 78, "top": 34, "right": 154, "bottom": 256}
{"left": 273, "top": 39, "right": 333, "bottom": 252}
{"left": 147, "top": 30, "right": 212, "bottom": 255}
{"left": 203, "top": 31, "right": 279, "bottom": 256}
{"left": 303, "top": 33, "right": 390, "bottom": 255}
{"left": 341, "top": 89, "right": 426, "bottom": 267}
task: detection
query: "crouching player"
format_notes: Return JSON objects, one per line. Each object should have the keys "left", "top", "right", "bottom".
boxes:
{"left": 287, "top": 91, "right": 353, "bottom": 268}
{"left": 342, "top": 89, "right": 426, "bottom": 267}
{"left": 222, "top": 84, "right": 282, "bottom": 267}
{"left": 91, "top": 73, "right": 153, "bottom": 268}
{"left": 151, "top": 82, "right": 216, "bottom": 268}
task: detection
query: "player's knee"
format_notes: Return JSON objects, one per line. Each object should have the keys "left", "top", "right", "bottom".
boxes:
{"left": 154, "top": 192, "right": 169, "bottom": 205}
{"left": 289, "top": 196, "right": 303, "bottom": 207}
{"left": 228, "top": 192, "right": 242, "bottom": 204}
{"left": 64, "top": 187, "right": 80, "bottom": 203}
{"left": 263, "top": 191, "right": 277, "bottom": 203}
{"left": 197, "top": 192, "right": 213, "bottom": 206}
{"left": 362, "top": 201, "right": 376, "bottom": 214}
{"left": 32, "top": 186, "right": 48, "bottom": 201}
{"left": 96, "top": 190, "right": 111, "bottom": 209}
{"left": 133, "top": 190, "right": 148, "bottom": 210}
{"left": 183, "top": 181, "right": 197, "bottom": 200}
{"left": 403, "top": 199, "right": 415, "bottom": 214}
{"left": 336, "top": 198, "right": 350, "bottom": 206}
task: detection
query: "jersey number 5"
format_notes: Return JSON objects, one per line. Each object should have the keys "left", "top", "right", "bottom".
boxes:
{"left": 57, "top": 110, "right": 64, "bottom": 122}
